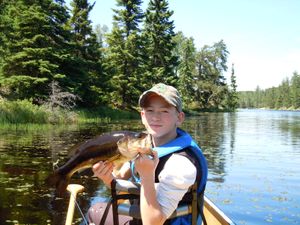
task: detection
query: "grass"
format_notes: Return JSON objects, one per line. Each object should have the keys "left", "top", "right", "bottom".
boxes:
{"left": 0, "top": 99, "right": 139, "bottom": 125}
{"left": 76, "top": 107, "right": 139, "bottom": 123}
{"left": 0, "top": 99, "right": 49, "bottom": 124}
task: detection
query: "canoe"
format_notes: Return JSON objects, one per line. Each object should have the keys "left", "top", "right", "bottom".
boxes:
{"left": 203, "top": 196, "right": 235, "bottom": 225}
{"left": 115, "top": 179, "right": 235, "bottom": 225}
{"left": 65, "top": 181, "right": 235, "bottom": 225}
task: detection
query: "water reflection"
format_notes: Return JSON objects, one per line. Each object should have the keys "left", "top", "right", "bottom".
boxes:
{"left": 182, "top": 113, "right": 237, "bottom": 183}
{"left": 0, "top": 110, "right": 300, "bottom": 225}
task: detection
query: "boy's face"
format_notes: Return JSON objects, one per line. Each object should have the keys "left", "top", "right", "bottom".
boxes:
{"left": 140, "top": 94, "right": 184, "bottom": 141}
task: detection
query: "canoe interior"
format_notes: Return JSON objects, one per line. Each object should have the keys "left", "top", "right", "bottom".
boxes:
{"left": 203, "top": 196, "right": 235, "bottom": 225}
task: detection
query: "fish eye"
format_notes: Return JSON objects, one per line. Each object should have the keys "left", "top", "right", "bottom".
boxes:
{"left": 135, "top": 132, "right": 147, "bottom": 138}
{"left": 134, "top": 133, "right": 142, "bottom": 138}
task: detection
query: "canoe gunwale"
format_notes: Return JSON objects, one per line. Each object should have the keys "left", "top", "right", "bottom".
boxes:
{"left": 203, "top": 196, "right": 236, "bottom": 225}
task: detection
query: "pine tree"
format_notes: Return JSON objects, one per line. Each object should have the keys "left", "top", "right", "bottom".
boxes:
{"left": 68, "top": 0, "right": 104, "bottom": 106}
{"left": 105, "top": 0, "right": 144, "bottom": 109}
{"left": 173, "top": 32, "right": 197, "bottom": 107}
{"left": 142, "top": 0, "right": 178, "bottom": 86}
{"left": 290, "top": 71, "right": 300, "bottom": 108}
{"left": 0, "top": 0, "right": 13, "bottom": 82}
{"left": 238, "top": 71, "right": 300, "bottom": 110}
{"left": 227, "top": 63, "right": 238, "bottom": 111}
{"left": 94, "top": 24, "right": 109, "bottom": 48}
{"left": 276, "top": 78, "right": 291, "bottom": 109}
{"left": 0, "top": 0, "right": 71, "bottom": 101}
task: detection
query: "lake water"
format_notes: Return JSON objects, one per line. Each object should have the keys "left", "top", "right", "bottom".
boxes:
{"left": 0, "top": 109, "right": 299, "bottom": 225}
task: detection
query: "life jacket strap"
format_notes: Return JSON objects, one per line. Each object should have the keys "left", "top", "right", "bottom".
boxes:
{"left": 111, "top": 179, "right": 119, "bottom": 225}
{"left": 191, "top": 182, "right": 198, "bottom": 225}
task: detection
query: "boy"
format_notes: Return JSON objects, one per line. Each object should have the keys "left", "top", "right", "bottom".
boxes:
{"left": 88, "top": 83, "right": 207, "bottom": 225}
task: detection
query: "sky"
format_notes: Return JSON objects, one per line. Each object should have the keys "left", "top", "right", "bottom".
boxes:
{"left": 69, "top": 0, "right": 300, "bottom": 91}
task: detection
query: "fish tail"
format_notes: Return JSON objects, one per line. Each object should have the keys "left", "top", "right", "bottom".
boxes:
{"left": 46, "top": 172, "right": 69, "bottom": 196}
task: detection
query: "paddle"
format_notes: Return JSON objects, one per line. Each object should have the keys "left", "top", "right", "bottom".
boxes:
{"left": 65, "top": 184, "right": 85, "bottom": 225}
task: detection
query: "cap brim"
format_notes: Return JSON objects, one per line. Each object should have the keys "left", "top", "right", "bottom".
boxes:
{"left": 139, "top": 91, "right": 175, "bottom": 108}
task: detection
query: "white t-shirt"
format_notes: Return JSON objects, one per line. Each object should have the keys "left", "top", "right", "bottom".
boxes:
{"left": 155, "top": 153, "right": 197, "bottom": 218}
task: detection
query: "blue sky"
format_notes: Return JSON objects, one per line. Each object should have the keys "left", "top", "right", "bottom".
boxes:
{"left": 68, "top": 0, "right": 300, "bottom": 91}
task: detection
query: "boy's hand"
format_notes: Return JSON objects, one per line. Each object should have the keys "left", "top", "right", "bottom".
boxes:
{"left": 138, "top": 146, "right": 153, "bottom": 154}
{"left": 92, "top": 161, "right": 115, "bottom": 187}
{"left": 135, "top": 151, "right": 159, "bottom": 180}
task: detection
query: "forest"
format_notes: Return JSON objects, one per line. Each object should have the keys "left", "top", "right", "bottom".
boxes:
{"left": 0, "top": 0, "right": 238, "bottom": 115}
{"left": 238, "top": 71, "right": 300, "bottom": 110}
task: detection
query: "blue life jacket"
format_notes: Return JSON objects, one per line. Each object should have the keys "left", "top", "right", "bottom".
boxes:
{"left": 131, "top": 128, "right": 208, "bottom": 225}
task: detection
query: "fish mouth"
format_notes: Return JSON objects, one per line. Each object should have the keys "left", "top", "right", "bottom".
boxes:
{"left": 118, "top": 145, "right": 138, "bottom": 159}
{"left": 117, "top": 133, "right": 152, "bottom": 159}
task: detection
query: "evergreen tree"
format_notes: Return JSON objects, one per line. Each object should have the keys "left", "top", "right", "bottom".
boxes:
{"left": 266, "top": 87, "right": 277, "bottom": 108}
{"left": 142, "top": 0, "right": 178, "bottom": 86}
{"left": 290, "top": 71, "right": 300, "bottom": 108}
{"left": 276, "top": 78, "right": 291, "bottom": 109}
{"left": 238, "top": 91, "right": 252, "bottom": 108}
{"left": 0, "top": 0, "right": 71, "bottom": 102}
{"left": 226, "top": 63, "right": 238, "bottom": 110}
{"left": 173, "top": 32, "right": 197, "bottom": 107}
{"left": 94, "top": 24, "right": 109, "bottom": 47}
{"left": 68, "top": 0, "right": 104, "bottom": 106}
{"left": 0, "top": 0, "right": 13, "bottom": 82}
{"left": 105, "top": 0, "right": 144, "bottom": 109}
{"left": 254, "top": 86, "right": 262, "bottom": 108}
{"left": 238, "top": 71, "right": 300, "bottom": 110}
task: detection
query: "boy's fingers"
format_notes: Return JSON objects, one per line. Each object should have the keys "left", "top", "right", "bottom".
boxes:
{"left": 92, "top": 161, "right": 112, "bottom": 172}
{"left": 92, "top": 161, "right": 103, "bottom": 170}
{"left": 138, "top": 147, "right": 152, "bottom": 154}
{"left": 100, "top": 165, "right": 112, "bottom": 175}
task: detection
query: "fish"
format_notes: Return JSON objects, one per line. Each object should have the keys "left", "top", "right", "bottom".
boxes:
{"left": 46, "top": 130, "right": 152, "bottom": 195}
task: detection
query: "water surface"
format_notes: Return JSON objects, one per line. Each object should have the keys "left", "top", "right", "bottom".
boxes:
{"left": 0, "top": 109, "right": 299, "bottom": 225}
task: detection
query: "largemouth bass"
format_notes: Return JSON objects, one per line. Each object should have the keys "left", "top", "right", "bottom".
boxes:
{"left": 46, "top": 131, "right": 152, "bottom": 195}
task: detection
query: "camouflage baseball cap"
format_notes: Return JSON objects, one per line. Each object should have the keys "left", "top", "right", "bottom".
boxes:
{"left": 139, "top": 83, "right": 182, "bottom": 112}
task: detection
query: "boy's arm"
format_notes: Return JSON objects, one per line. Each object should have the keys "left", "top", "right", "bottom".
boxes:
{"left": 135, "top": 151, "right": 167, "bottom": 225}
{"left": 156, "top": 154, "right": 197, "bottom": 217}
{"left": 137, "top": 153, "right": 197, "bottom": 224}
{"left": 140, "top": 174, "right": 167, "bottom": 225}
